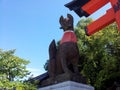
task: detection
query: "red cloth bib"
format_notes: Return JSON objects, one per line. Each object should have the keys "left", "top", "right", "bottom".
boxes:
{"left": 60, "top": 30, "right": 77, "bottom": 44}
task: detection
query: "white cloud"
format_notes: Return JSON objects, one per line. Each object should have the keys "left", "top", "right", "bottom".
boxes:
{"left": 27, "top": 68, "right": 46, "bottom": 77}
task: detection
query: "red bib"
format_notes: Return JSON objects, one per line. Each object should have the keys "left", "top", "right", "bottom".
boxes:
{"left": 60, "top": 30, "right": 77, "bottom": 44}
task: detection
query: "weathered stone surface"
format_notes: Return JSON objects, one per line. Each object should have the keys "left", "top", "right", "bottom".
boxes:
{"left": 39, "top": 81, "right": 94, "bottom": 90}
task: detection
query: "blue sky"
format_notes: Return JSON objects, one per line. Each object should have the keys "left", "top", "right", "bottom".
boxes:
{"left": 0, "top": 0, "right": 111, "bottom": 77}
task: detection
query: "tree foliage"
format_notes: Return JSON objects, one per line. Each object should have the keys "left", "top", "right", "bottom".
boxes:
{"left": 0, "top": 49, "right": 37, "bottom": 90}
{"left": 75, "top": 18, "right": 120, "bottom": 90}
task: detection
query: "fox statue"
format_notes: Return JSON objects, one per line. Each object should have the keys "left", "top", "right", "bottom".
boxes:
{"left": 48, "top": 14, "right": 79, "bottom": 78}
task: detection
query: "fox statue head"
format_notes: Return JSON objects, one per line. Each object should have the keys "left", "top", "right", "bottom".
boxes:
{"left": 59, "top": 14, "right": 74, "bottom": 31}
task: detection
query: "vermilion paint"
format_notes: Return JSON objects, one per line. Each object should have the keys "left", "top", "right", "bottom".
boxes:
{"left": 60, "top": 31, "right": 77, "bottom": 44}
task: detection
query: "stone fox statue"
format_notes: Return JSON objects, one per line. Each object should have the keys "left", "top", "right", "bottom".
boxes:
{"left": 48, "top": 14, "right": 79, "bottom": 78}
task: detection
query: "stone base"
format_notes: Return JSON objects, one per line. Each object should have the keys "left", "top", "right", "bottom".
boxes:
{"left": 38, "top": 81, "right": 94, "bottom": 90}
{"left": 40, "top": 73, "right": 86, "bottom": 87}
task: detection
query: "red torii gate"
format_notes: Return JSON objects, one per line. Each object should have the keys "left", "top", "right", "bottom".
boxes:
{"left": 65, "top": 0, "right": 120, "bottom": 36}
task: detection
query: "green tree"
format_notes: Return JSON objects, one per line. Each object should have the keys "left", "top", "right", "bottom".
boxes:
{"left": 0, "top": 49, "right": 30, "bottom": 81}
{"left": 75, "top": 18, "right": 120, "bottom": 90}
{"left": 0, "top": 49, "right": 37, "bottom": 90}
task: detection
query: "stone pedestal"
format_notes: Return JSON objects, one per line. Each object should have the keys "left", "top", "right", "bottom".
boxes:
{"left": 38, "top": 81, "right": 94, "bottom": 90}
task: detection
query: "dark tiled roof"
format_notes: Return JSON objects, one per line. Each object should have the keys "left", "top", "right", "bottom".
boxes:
{"left": 65, "top": 0, "right": 90, "bottom": 17}
{"left": 28, "top": 72, "right": 49, "bottom": 82}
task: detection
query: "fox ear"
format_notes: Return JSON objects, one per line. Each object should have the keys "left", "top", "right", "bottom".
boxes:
{"left": 67, "top": 14, "right": 73, "bottom": 22}
{"left": 59, "top": 16, "right": 64, "bottom": 25}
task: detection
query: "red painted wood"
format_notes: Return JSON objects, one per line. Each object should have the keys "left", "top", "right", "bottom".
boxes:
{"left": 110, "top": 0, "right": 120, "bottom": 31}
{"left": 86, "top": 8, "right": 115, "bottom": 35}
{"left": 82, "top": 0, "right": 109, "bottom": 14}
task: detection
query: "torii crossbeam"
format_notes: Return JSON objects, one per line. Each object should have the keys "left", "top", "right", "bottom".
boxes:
{"left": 65, "top": 0, "right": 120, "bottom": 36}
